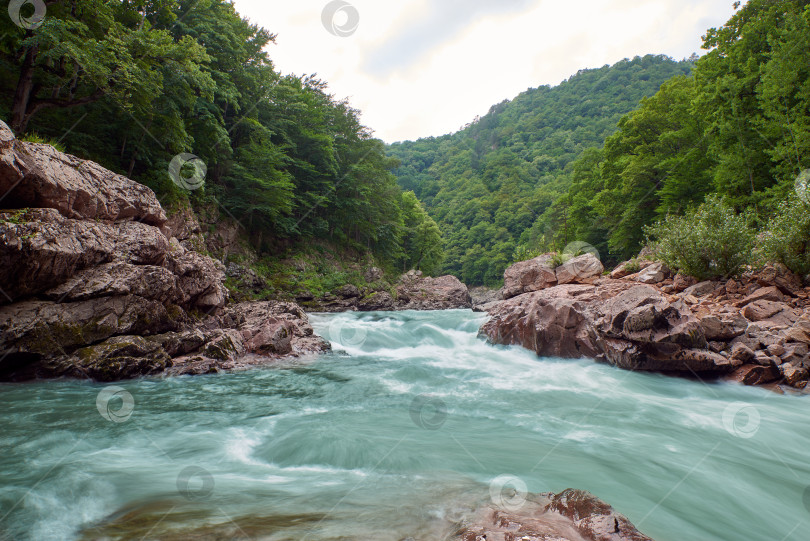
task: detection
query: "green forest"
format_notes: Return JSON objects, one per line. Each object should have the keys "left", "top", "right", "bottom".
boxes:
{"left": 387, "top": 55, "right": 694, "bottom": 285}
{"left": 0, "top": 0, "right": 442, "bottom": 275}
{"left": 389, "top": 0, "right": 810, "bottom": 286}
{"left": 1, "top": 0, "right": 808, "bottom": 289}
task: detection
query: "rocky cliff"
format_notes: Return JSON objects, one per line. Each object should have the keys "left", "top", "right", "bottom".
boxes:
{"left": 481, "top": 254, "right": 810, "bottom": 390}
{"left": 0, "top": 120, "right": 329, "bottom": 381}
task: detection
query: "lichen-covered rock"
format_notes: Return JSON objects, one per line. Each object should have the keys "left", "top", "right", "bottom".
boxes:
{"left": 163, "top": 244, "right": 228, "bottom": 311}
{"left": 0, "top": 295, "right": 180, "bottom": 380}
{"left": 47, "top": 336, "right": 171, "bottom": 381}
{"left": 0, "top": 208, "right": 115, "bottom": 301}
{"left": 632, "top": 262, "right": 668, "bottom": 284}
{"left": 0, "top": 208, "right": 171, "bottom": 303}
{"left": 43, "top": 262, "right": 179, "bottom": 303}
{"left": 0, "top": 120, "right": 165, "bottom": 225}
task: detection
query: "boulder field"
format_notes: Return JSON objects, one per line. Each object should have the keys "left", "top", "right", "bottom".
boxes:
{"left": 480, "top": 254, "right": 810, "bottom": 389}
{"left": 0, "top": 120, "right": 330, "bottom": 381}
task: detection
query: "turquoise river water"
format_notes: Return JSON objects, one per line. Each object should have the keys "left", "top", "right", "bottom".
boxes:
{"left": 1, "top": 310, "right": 809, "bottom": 540}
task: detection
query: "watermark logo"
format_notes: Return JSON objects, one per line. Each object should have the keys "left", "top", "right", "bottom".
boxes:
{"left": 409, "top": 394, "right": 447, "bottom": 430}
{"left": 795, "top": 169, "right": 810, "bottom": 204}
{"left": 168, "top": 153, "right": 206, "bottom": 191}
{"left": 8, "top": 0, "right": 46, "bottom": 30}
{"left": 176, "top": 466, "right": 215, "bottom": 501}
{"left": 562, "top": 241, "right": 601, "bottom": 278}
{"left": 721, "top": 402, "right": 760, "bottom": 439}
{"left": 328, "top": 317, "right": 368, "bottom": 348}
{"left": 96, "top": 386, "right": 135, "bottom": 423}
{"left": 489, "top": 474, "right": 528, "bottom": 512}
{"left": 321, "top": 0, "right": 359, "bottom": 37}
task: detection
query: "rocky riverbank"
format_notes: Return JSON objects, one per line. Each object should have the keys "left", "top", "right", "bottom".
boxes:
{"left": 0, "top": 120, "right": 329, "bottom": 381}
{"left": 480, "top": 253, "right": 810, "bottom": 390}
{"left": 0, "top": 120, "right": 474, "bottom": 382}
{"left": 300, "top": 269, "right": 471, "bottom": 312}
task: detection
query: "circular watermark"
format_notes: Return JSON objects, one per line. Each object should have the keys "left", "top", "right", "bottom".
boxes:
{"left": 409, "top": 394, "right": 447, "bottom": 430}
{"left": 321, "top": 0, "right": 359, "bottom": 37}
{"left": 795, "top": 169, "right": 810, "bottom": 204}
{"left": 562, "top": 241, "right": 601, "bottom": 277}
{"left": 721, "top": 402, "right": 760, "bottom": 439}
{"left": 96, "top": 386, "right": 135, "bottom": 423}
{"left": 8, "top": 0, "right": 46, "bottom": 30}
{"left": 168, "top": 153, "right": 206, "bottom": 191}
{"left": 176, "top": 466, "right": 215, "bottom": 501}
{"left": 489, "top": 474, "right": 528, "bottom": 512}
{"left": 328, "top": 317, "right": 368, "bottom": 348}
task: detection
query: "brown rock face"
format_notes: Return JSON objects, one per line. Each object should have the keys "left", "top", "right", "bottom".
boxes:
{"left": 556, "top": 254, "right": 604, "bottom": 285}
{"left": 0, "top": 121, "right": 327, "bottom": 382}
{"left": 755, "top": 264, "right": 802, "bottom": 295}
{"left": 502, "top": 255, "right": 558, "bottom": 299}
{"left": 631, "top": 262, "right": 668, "bottom": 284}
{"left": 481, "top": 282, "right": 734, "bottom": 376}
{"left": 456, "top": 489, "right": 653, "bottom": 541}
{"left": 395, "top": 271, "right": 472, "bottom": 310}
{"left": 0, "top": 121, "right": 165, "bottom": 225}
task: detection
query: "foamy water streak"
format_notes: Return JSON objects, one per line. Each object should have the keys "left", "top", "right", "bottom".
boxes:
{"left": 0, "top": 310, "right": 808, "bottom": 540}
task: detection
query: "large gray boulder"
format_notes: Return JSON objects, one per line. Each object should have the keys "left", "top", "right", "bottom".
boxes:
{"left": 0, "top": 120, "right": 166, "bottom": 225}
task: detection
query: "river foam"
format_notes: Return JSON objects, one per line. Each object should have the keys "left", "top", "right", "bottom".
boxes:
{"left": 1, "top": 309, "right": 808, "bottom": 540}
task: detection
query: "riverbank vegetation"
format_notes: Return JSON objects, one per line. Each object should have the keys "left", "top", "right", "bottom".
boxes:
{"left": 0, "top": 0, "right": 441, "bottom": 276}
{"left": 390, "top": 0, "right": 810, "bottom": 286}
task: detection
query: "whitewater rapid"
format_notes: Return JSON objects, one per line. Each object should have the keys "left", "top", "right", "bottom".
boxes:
{"left": 0, "top": 310, "right": 808, "bottom": 540}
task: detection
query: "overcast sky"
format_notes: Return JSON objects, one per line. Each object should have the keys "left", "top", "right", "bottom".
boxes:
{"left": 232, "top": 0, "right": 738, "bottom": 143}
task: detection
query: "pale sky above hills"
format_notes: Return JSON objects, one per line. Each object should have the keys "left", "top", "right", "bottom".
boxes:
{"left": 233, "top": 0, "right": 739, "bottom": 143}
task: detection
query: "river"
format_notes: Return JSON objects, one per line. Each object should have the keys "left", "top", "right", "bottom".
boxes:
{"left": 1, "top": 310, "right": 808, "bottom": 540}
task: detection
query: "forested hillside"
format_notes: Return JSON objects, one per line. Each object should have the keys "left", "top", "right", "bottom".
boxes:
{"left": 388, "top": 55, "right": 693, "bottom": 286}
{"left": 526, "top": 0, "right": 810, "bottom": 264}
{"left": 0, "top": 0, "right": 441, "bottom": 274}
{"left": 390, "top": 0, "right": 810, "bottom": 287}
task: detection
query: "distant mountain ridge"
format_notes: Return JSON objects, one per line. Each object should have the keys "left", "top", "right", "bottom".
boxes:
{"left": 387, "top": 54, "right": 693, "bottom": 286}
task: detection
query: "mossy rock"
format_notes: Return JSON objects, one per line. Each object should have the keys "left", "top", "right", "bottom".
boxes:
{"left": 63, "top": 336, "right": 171, "bottom": 381}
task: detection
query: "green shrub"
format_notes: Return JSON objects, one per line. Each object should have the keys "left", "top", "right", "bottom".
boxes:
{"left": 20, "top": 133, "right": 66, "bottom": 153}
{"left": 512, "top": 244, "right": 542, "bottom": 263}
{"left": 759, "top": 194, "right": 810, "bottom": 276}
{"left": 644, "top": 195, "right": 756, "bottom": 279}
{"left": 548, "top": 251, "right": 569, "bottom": 268}
{"left": 623, "top": 258, "right": 641, "bottom": 274}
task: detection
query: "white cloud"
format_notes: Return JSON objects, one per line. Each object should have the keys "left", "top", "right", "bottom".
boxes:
{"left": 233, "top": 0, "right": 737, "bottom": 143}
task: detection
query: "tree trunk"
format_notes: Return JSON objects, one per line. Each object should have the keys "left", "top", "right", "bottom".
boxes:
{"left": 11, "top": 45, "right": 39, "bottom": 133}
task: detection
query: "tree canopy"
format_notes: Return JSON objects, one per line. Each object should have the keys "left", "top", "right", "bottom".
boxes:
{"left": 388, "top": 55, "right": 693, "bottom": 285}
{"left": 0, "top": 0, "right": 442, "bottom": 274}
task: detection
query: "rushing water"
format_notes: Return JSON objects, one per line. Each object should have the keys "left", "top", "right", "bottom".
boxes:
{"left": 1, "top": 310, "right": 809, "bottom": 540}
